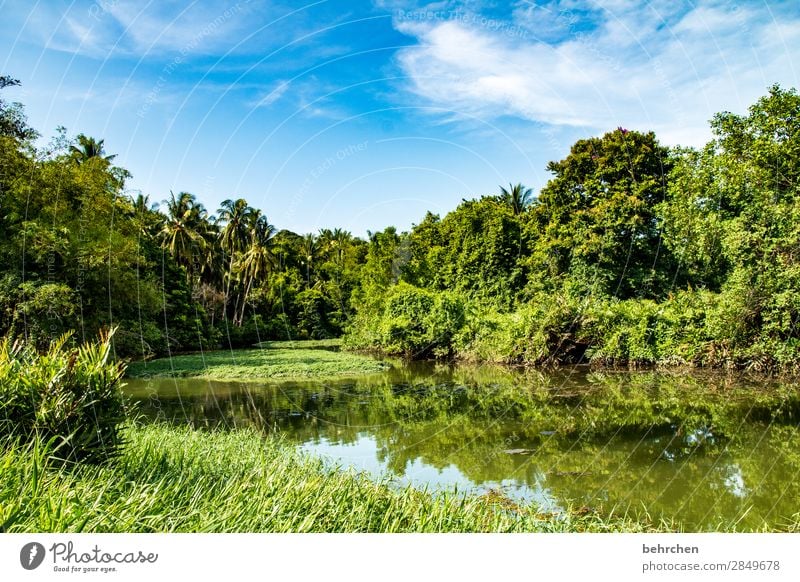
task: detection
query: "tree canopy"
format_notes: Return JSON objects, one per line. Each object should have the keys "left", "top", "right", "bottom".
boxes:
{"left": 2, "top": 76, "right": 799, "bottom": 369}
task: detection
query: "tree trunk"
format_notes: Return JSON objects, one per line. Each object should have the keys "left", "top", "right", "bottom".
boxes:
{"left": 238, "top": 276, "right": 253, "bottom": 326}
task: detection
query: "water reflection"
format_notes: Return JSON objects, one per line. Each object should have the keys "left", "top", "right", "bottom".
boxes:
{"left": 124, "top": 363, "right": 800, "bottom": 530}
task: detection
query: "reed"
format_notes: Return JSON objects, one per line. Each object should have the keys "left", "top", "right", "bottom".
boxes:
{"left": 1, "top": 423, "right": 662, "bottom": 533}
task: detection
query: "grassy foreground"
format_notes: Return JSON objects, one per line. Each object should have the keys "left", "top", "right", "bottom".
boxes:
{"left": 0, "top": 424, "right": 658, "bottom": 533}
{"left": 125, "top": 342, "right": 387, "bottom": 380}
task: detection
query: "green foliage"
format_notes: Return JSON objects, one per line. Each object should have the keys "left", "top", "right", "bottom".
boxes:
{"left": 402, "top": 198, "right": 525, "bottom": 306}
{"left": 530, "top": 128, "right": 675, "bottom": 298}
{"left": 0, "top": 80, "right": 369, "bottom": 356}
{"left": 0, "top": 75, "right": 37, "bottom": 141}
{"left": 294, "top": 288, "right": 338, "bottom": 339}
{"left": 346, "top": 86, "right": 800, "bottom": 372}
{"left": 363, "top": 283, "right": 466, "bottom": 358}
{"left": 456, "top": 292, "right": 588, "bottom": 364}
{"left": 690, "top": 85, "right": 800, "bottom": 371}
{"left": 0, "top": 111, "right": 217, "bottom": 357}
{"left": 0, "top": 330, "right": 126, "bottom": 462}
{"left": 5, "top": 78, "right": 800, "bottom": 371}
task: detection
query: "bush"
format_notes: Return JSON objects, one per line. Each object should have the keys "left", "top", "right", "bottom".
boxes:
{"left": 457, "top": 292, "right": 588, "bottom": 365}
{"left": 345, "top": 283, "right": 467, "bottom": 358}
{"left": 0, "top": 329, "right": 127, "bottom": 462}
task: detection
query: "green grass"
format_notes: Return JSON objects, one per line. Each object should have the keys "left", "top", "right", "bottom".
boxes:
{"left": 125, "top": 343, "right": 387, "bottom": 380}
{"left": 254, "top": 338, "right": 342, "bottom": 350}
{"left": 0, "top": 424, "right": 662, "bottom": 533}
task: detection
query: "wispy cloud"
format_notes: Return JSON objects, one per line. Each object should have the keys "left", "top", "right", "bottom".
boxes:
{"left": 251, "top": 79, "right": 290, "bottom": 107}
{"left": 393, "top": 0, "right": 800, "bottom": 145}
{"left": 31, "top": 0, "right": 276, "bottom": 58}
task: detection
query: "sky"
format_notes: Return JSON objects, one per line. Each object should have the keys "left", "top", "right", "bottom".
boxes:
{"left": 1, "top": 0, "right": 798, "bottom": 236}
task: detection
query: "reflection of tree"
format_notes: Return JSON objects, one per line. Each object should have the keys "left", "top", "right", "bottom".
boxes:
{"left": 126, "top": 367, "right": 800, "bottom": 530}
{"left": 537, "top": 426, "right": 800, "bottom": 531}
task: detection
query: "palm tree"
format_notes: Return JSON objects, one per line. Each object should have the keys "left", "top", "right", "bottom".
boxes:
{"left": 216, "top": 198, "right": 255, "bottom": 322}
{"left": 131, "top": 193, "right": 158, "bottom": 214}
{"left": 197, "top": 216, "right": 223, "bottom": 288}
{"left": 499, "top": 183, "right": 533, "bottom": 215}
{"left": 70, "top": 134, "right": 117, "bottom": 164}
{"left": 236, "top": 211, "right": 277, "bottom": 325}
{"left": 300, "top": 233, "right": 317, "bottom": 288}
{"left": 130, "top": 193, "right": 162, "bottom": 235}
{"left": 159, "top": 191, "right": 209, "bottom": 281}
{"left": 319, "top": 227, "right": 352, "bottom": 267}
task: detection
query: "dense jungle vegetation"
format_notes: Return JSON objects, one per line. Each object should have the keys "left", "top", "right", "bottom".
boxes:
{"left": 2, "top": 75, "right": 800, "bottom": 371}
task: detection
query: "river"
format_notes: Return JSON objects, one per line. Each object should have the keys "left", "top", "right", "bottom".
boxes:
{"left": 124, "top": 360, "right": 800, "bottom": 531}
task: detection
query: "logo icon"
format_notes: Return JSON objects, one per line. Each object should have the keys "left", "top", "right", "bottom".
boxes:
{"left": 20, "top": 542, "right": 46, "bottom": 570}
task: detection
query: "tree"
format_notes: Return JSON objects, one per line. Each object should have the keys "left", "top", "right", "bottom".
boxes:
{"left": 0, "top": 75, "right": 37, "bottom": 141}
{"left": 697, "top": 85, "right": 800, "bottom": 357}
{"left": 300, "top": 233, "right": 317, "bottom": 288}
{"left": 532, "top": 128, "right": 674, "bottom": 298}
{"left": 499, "top": 182, "right": 533, "bottom": 215}
{"left": 159, "top": 191, "right": 209, "bottom": 281}
{"left": 217, "top": 198, "right": 255, "bottom": 323}
{"left": 401, "top": 198, "right": 524, "bottom": 306}
{"left": 657, "top": 145, "right": 729, "bottom": 291}
{"left": 236, "top": 210, "right": 277, "bottom": 325}
{"left": 70, "top": 134, "right": 117, "bottom": 164}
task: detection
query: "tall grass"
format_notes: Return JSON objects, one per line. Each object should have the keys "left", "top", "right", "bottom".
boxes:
{"left": 1, "top": 424, "right": 658, "bottom": 533}
{"left": 0, "top": 329, "right": 126, "bottom": 461}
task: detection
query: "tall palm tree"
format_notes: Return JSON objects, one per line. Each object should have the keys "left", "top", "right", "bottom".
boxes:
{"left": 499, "top": 183, "right": 533, "bottom": 260}
{"left": 300, "top": 233, "right": 317, "bottom": 288}
{"left": 197, "top": 216, "right": 223, "bottom": 288}
{"left": 131, "top": 193, "right": 158, "bottom": 214}
{"left": 70, "top": 134, "right": 117, "bottom": 164}
{"left": 130, "top": 193, "right": 162, "bottom": 235}
{"left": 499, "top": 183, "right": 533, "bottom": 215}
{"left": 332, "top": 228, "right": 352, "bottom": 266}
{"left": 217, "top": 199, "right": 252, "bottom": 256}
{"left": 236, "top": 211, "right": 277, "bottom": 325}
{"left": 159, "top": 191, "right": 208, "bottom": 281}
{"left": 319, "top": 227, "right": 352, "bottom": 267}
{"left": 216, "top": 198, "right": 254, "bottom": 321}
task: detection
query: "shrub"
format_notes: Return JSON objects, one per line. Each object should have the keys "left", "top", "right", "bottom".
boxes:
{"left": 378, "top": 284, "right": 436, "bottom": 356}
{"left": 375, "top": 284, "right": 466, "bottom": 358}
{"left": 457, "top": 292, "right": 588, "bottom": 365}
{"left": 0, "top": 329, "right": 127, "bottom": 462}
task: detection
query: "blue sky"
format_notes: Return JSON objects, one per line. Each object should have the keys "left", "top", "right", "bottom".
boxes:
{"left": 1, "top": 0, "right": 798, "bottom": 236}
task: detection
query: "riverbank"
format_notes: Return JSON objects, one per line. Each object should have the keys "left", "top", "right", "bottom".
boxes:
{"left": 125, "top": 341, "right": 388, "bottom": 380}
{"left": 0, "top": 424, "right": 662, "bottom": 533}
{"left": 343, "top": 285, "right": 800, "bottom": 374}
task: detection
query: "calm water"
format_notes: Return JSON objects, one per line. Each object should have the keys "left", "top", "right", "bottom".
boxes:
{"left": 124, "top": 360, "right": 800, "bottom": 530}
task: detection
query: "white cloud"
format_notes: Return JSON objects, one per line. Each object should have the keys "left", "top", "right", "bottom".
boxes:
{"left": 394, "top": 1, "right": 800, "bottom": 146}
{"left": 35, "top": 1, "right": 273, "bottom": 58}
{"left": 252, "top": 79, "right": 290, "bottom": 107}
